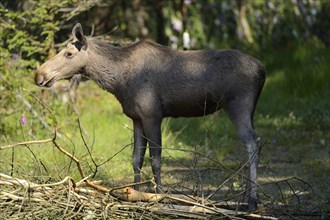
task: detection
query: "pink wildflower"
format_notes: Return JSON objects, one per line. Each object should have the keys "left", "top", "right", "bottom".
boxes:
{"left": 21, "top": 114, "right": 26, "bottom": 126}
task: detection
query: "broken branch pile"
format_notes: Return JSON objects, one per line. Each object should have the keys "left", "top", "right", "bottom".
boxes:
{"left": 0, "top": 173, "right": 277, "bottom": 219}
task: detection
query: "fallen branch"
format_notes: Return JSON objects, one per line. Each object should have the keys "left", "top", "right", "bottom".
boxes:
{"left": 109, "top": 187, "right": 278, "bottom": 219}
{"left": 1, "top": 191, "right": 46, "bottom": 203}
{"left": 0, "top": 173, "right": 52, "bottom": 190}
{"left": 0, "top": 138, "right": 53, "bottom": 150}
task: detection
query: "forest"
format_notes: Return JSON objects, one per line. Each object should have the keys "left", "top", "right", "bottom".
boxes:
{"left": 1, "top": 0, "right": 329, "bottom": 219}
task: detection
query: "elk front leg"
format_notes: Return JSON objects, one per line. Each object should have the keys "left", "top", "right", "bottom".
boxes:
{"left": 142, "top": 117, "right": 162, "bottom": 192}
{"left": 132, "top": 119, "right": 147, "bottom": 188}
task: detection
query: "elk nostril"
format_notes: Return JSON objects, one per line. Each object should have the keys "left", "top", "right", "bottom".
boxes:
{"left": 35, "top": 71, "right": 44, "bottom": 86}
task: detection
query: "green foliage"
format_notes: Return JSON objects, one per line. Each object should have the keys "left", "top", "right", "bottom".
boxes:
{"left": 0, "top": 0, "right": 79, "bottom": 139}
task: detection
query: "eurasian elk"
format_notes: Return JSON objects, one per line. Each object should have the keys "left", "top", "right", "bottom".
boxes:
{"left": 35, "top": 23, "right": 266, "bottom": 211}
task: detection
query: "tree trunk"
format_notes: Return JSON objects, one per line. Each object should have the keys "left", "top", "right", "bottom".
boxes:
{"left": 236, "top": 0, "right": 254, "bottom": 44}
{"left": 154, "top": 0, "right": 168, "bottom": 44}
{"left": 133, "top": 0, "right": 149, "bottom": 37}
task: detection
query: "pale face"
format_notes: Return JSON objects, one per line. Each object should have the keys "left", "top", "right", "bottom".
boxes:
{"left": 35, "top": 42, "right": 88, "bottom": 87}
{"left": 35, "top": 23, "right": 89, "bottom": 87}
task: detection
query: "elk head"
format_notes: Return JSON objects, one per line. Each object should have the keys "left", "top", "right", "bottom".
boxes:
{"left": 35, "top": 23, "right": 88, "bottom": 87}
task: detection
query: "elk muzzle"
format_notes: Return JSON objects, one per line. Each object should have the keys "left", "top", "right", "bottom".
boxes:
{"left": 35, "top": 68, "right": 44, "bottom": 86}
{"left": 35, "top": 68, "right": 55, "bottom": 87}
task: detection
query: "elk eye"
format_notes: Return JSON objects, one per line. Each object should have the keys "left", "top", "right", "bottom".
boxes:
{"left": 65, "top": 52, "right": 73, "bottom": 58}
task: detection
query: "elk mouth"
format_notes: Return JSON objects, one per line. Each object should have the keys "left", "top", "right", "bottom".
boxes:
{"left": 35, "top": 72, "right": 75, "bottom": 87}
{"left": 35, "top": 71, "right": 56, "bottom": 87}
{"left": 44, "top": 77, "right": 55, "bottom": 87}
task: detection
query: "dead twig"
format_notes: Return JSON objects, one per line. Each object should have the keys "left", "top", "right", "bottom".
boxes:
{"left": 0, "top": 139, "right": 53, "bottom": 150}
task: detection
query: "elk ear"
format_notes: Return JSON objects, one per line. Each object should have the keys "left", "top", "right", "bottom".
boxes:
{"left": 72, "top": 23, "right": 87, "bottom": 49}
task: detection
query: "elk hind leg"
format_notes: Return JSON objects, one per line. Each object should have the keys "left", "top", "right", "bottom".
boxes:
{"left": 225, "top": 102, "right": 260, "bottom": 211}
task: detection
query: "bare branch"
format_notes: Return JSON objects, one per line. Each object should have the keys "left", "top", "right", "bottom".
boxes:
{"left": 0, "top": 139, "right": 53, "bottom": 150}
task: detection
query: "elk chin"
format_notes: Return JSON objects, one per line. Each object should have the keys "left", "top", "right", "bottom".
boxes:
{"left": 65, "top": 75, "right": 75, "bottom": 80}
